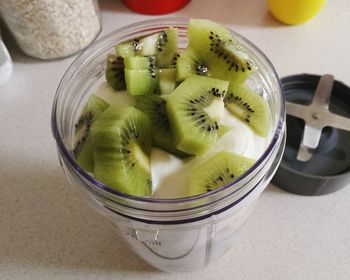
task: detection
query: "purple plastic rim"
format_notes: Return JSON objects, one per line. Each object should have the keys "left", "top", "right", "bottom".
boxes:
{"left": 51, "top": 17, "right": 285, "bottom": 209}
{"left": 104, "top": 178, "right": 262, "bottom": 225}
{"left": 62, "top": 148, "right": 272, "bottom": 214}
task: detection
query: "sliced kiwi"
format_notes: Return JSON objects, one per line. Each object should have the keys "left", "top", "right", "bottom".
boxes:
{"left": 188, "top": 151, "right": 255, "bottom": 196}
{"left": 105, "top": 54, "right": 126, "bottom": 90}
{"left": 125, "top": 68, "right": 177, "bottom": 96}
{"left": 73, "top": 95, "right": 109, "bottom": 172}
{"left": 91, "top": 105, "right": 152, "bottom": 196}
{"left": 124, "top": 56, "right": 157, "bottom": 69}
{"left": 224, "top": 83, "right": 270, "bottom": 137}
{"left": 135, "top": 94, "right": 190, "bottom": 158}
{"left": 125, "top": 68, "right": 158, "bottom": 96}
{"left": 115, "top": 28, "right": 178, "bottom": 67}
{"left": 116, "top": 33, "right": 159, "bottom": 58}
{"left": 175, "top": 47, "right": 210, "bottom": 82}
{"left": 167, "top": 75, "right": 229, "bottom": 155}
{"left": 158, "top": 68, "right": 177, "bottom": 94}
{"left": 186, "top": 19, "right": 257, "bottom": 84}
{"left": 157, "top": 28, "right": 178, "bottom": 66}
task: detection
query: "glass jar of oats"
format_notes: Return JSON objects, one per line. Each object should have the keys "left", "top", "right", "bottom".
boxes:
{"left": 0, "top": 0, "right": 101, "bottom": 60}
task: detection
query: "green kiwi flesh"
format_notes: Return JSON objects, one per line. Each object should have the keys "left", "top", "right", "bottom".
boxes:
{"left": 110, "top": 28, "right": 178, "bottom": 96}
{"left": 91, "top": 105, "right": 152, "bottom": 196}
{"left": 116, "top": 33, "right": 159, "bottom": 57}
{"left": 125, "top": 68, "right": 177, "bottom": 96}
{"left": 73, "top": 95, "right": 109, "bottom": 172}
{"left": 115, "top": 28, "right": 178, "bottom": 67}
{"left": 125, "top": 68, "right": 158, "bottom": 95}
{"left": 105, "top": 54, "right": 126, "bottom": 90}
{"left": 158, "top": 68, "right": 177, "bottom": 95}
{"left": 167, "top": 75, "right": 229, "bottom": 155}
{"left": 188, "top": 151, "right": 255, "bottom": 196}
{"left": 225, "top": 83, "right": 270, "bottom": 137}
{"left": 175, "top": 47, "right": 210, "bottom": 82}
{"left": 124, "top": 56, "right": 157, "bottom": 69}
{"left": 157, "top": 28, "right": 178, "bottom": 66}
{"left": 187, "top": 19, "right": 257, "bottom": 84}
{"left": 135, "top": 95, "right": 190, "bottom": 158}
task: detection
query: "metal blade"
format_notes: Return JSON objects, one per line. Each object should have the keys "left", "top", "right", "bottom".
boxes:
{"left": 297, "top": 144, "right": 314, "bottom": 162}
{"left": 296, "top": 124, "right": 323, "bottom": 162}
{"left": 286, "top": 102, "right": 308, "bottom": 120}
{"left": 312, "top": 74, "right": 334, "bottom": 108}
{"left": 301, "top": 124, "right": 323, "bottom": 149}
{"left": 326, "top": 112, "right": 350, "bottom": 132}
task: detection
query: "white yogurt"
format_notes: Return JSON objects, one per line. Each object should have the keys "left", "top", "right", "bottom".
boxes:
{"left": 93, "top": 82, "right": 136, "bottom": 106}
{"left": 150, "top": 109, "right": 268, "bottom": 198}
{"left": 93, "top": 82, "right": 269, "bottom": 199}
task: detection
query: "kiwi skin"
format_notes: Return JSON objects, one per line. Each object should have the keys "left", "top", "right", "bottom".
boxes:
{"left": 106, "top": 54, "right": 126, "bottom": 90}
{"left": 73, "top": 95, "right": 109, "bottom": 172}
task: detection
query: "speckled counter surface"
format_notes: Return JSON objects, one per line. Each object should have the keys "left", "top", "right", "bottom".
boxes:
{"left": 1, "top": 0, "right": 349, "bottom": 279}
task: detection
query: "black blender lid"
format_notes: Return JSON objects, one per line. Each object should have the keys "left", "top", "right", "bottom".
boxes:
{"left": 272, "top": 73, "right": 350, "bottom": 196}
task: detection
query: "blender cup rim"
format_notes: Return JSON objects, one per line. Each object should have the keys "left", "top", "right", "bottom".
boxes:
{"left": 51, "top": 16, "right": 285, "bottom": 205}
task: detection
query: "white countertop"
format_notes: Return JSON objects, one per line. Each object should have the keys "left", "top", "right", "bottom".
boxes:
{"left": 1, "top": 0, "right": 349, "bottom": 279}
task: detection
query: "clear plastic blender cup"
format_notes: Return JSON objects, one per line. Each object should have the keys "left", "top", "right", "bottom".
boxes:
{"left": 51, "top": 17, "right": 285, "bottom": 272}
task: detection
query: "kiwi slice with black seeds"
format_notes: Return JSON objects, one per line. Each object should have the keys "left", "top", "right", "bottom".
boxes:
{"left": 125, "top": 67, "right": 177, "bottom": 96}
{"left": 73, "top": 95, "right": 109, "bottom": 172}
{"left": 188, "top": 151, "right": 255, "bottom": 196}
{"left": 187, "top": 19, "right": 257, "bottom": 84}
{"left": 124, "top": 56, "right": 157, "bottom": 69}
{"left": 175, "top": 47, "right": 211, "bottom": 82}
{"left": 110, "top": 29, "right": 178, "bottom": 96}
{"left": 157, "top": 28, "right": 178, "bottom": 66}
{"left": 135, "top": 94, "right": 190, "bottom": 158}
{"left": 115, "top": 28, "right": 178, "bottom": 67}
{"left": 116, "top": 33, "right": 159, "bottom": 58}
{"left": 224, "top": 83, "right": 270, "bottom": 137}
{"left": 167, "top": 75, "right": 229, "bottom": 155}
{"left": 124, "top": 68, "right": 158, "bottom": 96}
{"left": 91, "top": 105, "right": 152, "bottom": 196}
{"left": 105, "top": 54, "right": 126, "bottom": 90}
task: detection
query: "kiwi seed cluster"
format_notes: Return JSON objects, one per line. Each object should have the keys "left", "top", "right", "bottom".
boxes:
{"left": 225, "top": 92, "right": 255, "bottom": 124}
{"left": 205, "top": 168, "right": 235, "bottom": 192}
{"left": 73, "top": 112, "right": 94, "bottom": 157}
{"left": 208, "top": 31, "right": 253, "bottom": 73}
{"left": 186, "top": 87, "right": 225, "bottom": 132}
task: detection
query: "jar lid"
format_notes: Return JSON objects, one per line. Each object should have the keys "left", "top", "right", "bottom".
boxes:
{"left": 122, "top": 0, "right": 191, "bottom": 15}
{"left": 272, "top": 74, "right": 350, "bottom": 195}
